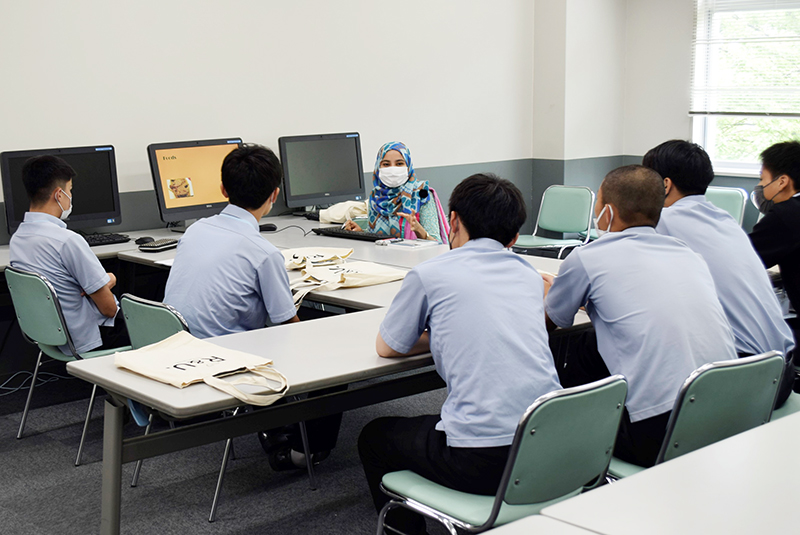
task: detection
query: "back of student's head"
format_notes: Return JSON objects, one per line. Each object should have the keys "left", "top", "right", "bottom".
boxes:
{"left": 449, "top": 173, "right": 526, "bottom": 245}
{"left": 600, "top": 165, "right": 664, "bottom": 227}
{"left": 760, "top": 140, "right": 800, "bottom": 190}
{"left": 22, "top": 155, "right": 76, "bottom": 206}
{"left": 221, "top": 144, "right": 282, "bottom": 209}
{"left": 642, "top": 140, "right": 714, "bottom": 195}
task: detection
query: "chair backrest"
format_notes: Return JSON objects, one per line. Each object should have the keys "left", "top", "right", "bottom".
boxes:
{"left": 657, "top": 351, "right": 784, "bottom": 464}
{"left": 492, "top": 375, "right": 627, "bottom": 517}
{"left": 5, "top": 266, "right": 76, "bottom": 355}
{"left": 534, "top": 185, "right": 595, "bottom": 235}
{"left": 705, "top": 186, "right": 748, "bottom": 225}
{"left": 121, "top": 294, "right": 189, "bottom": 349}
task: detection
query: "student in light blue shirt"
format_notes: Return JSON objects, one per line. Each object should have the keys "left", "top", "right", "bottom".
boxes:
{"left": 9, "top": 156, "right": 123, "bottom": 355}
{"left": 544, "top": 165, "right": 736, "bottom": 467}
{"left": 644, "top": 140, "right": 795, "bottom": 407}
{"left": 359, "top": 173, "right": 561, "bottom": 535}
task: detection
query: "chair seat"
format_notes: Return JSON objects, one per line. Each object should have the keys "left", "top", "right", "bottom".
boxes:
{"left": 771, "top": 392, "right": 800, "bottom": 420}
{"left": 606, "top": 457, "right": 646, "bottom": 479}
{"left": 382, "top": 470, "right": 578, "bottom": 528}
{"left": 39, "top": 343, "right": 131, "bottom": 362}
{"left": 513, "top": 236, "right": 583, "bottom": 248}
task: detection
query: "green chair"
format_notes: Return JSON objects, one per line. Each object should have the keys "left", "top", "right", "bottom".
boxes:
{"left": 705, "top": 186, "right": 748, "bottom": 226}
{"left": 6, "top": 266, "right": 131, "bottom": 466}
{"left": 608, "top": 351, "right": 784, "bottom": 479}
{"left": 513, "top": 185, "right": 595, "bottom": 259}
{"left": 377, "top": 375, "right": 628, "bottom": 534}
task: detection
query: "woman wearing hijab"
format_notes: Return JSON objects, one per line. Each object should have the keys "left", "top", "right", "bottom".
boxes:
{"left": 345, "top": 141, "right": 448, "bottom": 243}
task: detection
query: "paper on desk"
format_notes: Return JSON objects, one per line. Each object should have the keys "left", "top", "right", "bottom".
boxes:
{"left": 155, "top": 258, "right": 175, "bottom": 267}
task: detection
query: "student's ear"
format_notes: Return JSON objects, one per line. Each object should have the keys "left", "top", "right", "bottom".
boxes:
{"left": 271, "top": 187, "right": 280, "bottom": 204}
{"left": 663, "top": 177, "right": 673, "bottom": 197}
{"left": 220, "top": 183, "right": 229, "bottom": 199}
{"left": 506, "top": 232, "right": 520, "bottom": 248}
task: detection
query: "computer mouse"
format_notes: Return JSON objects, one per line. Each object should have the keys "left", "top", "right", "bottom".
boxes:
{"left": 135, "top": 237, "right": 155, "bottom": 245}
{"left": 259, "top": 223, "right": 277, "bottom": 232}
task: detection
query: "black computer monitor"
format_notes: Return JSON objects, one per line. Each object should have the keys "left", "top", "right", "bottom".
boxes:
{"left": 279, "top": 132, "right": 366, "bottom": 208}
{"left": 147, "top": 137, "right": 242, "bottom": 224}
{"left": 0, "top": 145, "right": 122, "bottom": 234}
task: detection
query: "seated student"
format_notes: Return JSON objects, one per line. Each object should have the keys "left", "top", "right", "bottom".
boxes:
{"left": 9, "top": 155, "right": 126, "bottom": 354}
{"left": 644, "top": 140, "right": 794, "bottom": 407}
{"left": 343, "top": 141, "right": 449, "bottom": 242}
{"left": 749, "top": 141, "right": 800, "bottom": 346}
{"left": 544, "top": 165, "right": 736, "bottom": 467}
{"left": 164, "top": 144, "right": 336, "bottom": 470}
{"left": 358, "top": 173, "right": 561, "bottom": 534}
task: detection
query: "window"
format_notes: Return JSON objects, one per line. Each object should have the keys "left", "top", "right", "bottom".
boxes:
{"left": 691, "top": 0, "right": 800, "bottom": 174}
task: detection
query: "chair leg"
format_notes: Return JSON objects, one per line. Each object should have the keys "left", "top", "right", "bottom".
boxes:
{"left": 130, "top": 413, "right": 154, "bottom": 487}
{"left": 298, "top": 420, "right": 318, "bottom": 490}
{"left": 17, "top": 351, "right": 44, "bottom": 439}
{"left": 75, "top": 384, "right": 98, "bottom": 466}
{"left": 208, "top": 437, "right": 234, "bottom": 523}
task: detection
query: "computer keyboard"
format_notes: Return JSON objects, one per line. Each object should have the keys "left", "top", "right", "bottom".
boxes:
{"left": 293, "top": 210, "right": 320, "bottom": 221}
{"left": 311, "top": 227, "right": 385, "bottom": 242}
{"left": 83, "top": 233, "right": 131, "bottom": 247}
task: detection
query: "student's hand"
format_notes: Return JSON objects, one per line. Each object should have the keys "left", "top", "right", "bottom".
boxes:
{"left": 343, "top": 220, "right": 362, "bottom": 231}
{"left": 398, "top": 211, "right": 431, "bottom": 240}
{"left": 541, "top": 272, "right": 555, "bottom": 298}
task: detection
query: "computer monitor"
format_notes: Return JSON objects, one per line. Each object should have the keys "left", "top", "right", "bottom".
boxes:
{"left": 279, "top": 132, "right": 366, "bottom": 208}
{"left": 0, "top": 145, "right": 122, "bottom": 234}
{"left": 147, "top": 137, "right": 242, "bottom": 224}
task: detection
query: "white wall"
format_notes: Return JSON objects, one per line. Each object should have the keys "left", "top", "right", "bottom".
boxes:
{"left": 532, "top": 0, "right": 567, "bottom": 160}
{"left": 0, "top": 0, "right": 535, "bottom": 197}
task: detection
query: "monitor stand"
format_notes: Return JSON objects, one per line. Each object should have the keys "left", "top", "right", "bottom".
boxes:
{"left": 169, "top": 219, "right": 198, "bottom": 233}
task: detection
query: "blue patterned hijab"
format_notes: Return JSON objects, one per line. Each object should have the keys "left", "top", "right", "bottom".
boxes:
{"left": 368, "top": 141, "right": 430, "bottom": 237}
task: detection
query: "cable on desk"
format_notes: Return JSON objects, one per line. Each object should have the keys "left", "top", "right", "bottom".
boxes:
{"left": 272, "top": 225, "right": 315, "bottom": 237}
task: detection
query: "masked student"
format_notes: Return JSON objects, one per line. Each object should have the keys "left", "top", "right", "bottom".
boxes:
{"left": 544, "top": 165, "right": 736, "bottom": 468}
{"left": 343, "top": 141, "right": 449, "bottom": 243}
{"left": 749, "top": 140, "right": 800, "bottom": 347}
{"left": 9, "top": 155, "right": 128, "bottom": 353}
{"left": 164, "top": 144, "right": 339, "bottom": 471}
{"left": 644, "top": 140, "right": 795, "bottom": 407}
{"left": 358, "top": 173, "right": 562, "bottom": 535}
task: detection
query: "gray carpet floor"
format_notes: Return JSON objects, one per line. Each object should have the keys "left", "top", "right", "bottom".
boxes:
{"left": 0, "top": 380, "right": 450, "bottom": 534}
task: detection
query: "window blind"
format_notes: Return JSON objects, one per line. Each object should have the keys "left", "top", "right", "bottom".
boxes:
{"left": 691, "top": 0, "right": 800, "bottom": 118}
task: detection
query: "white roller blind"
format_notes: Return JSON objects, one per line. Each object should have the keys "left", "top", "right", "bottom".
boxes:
{"left": 691, "top": 0, "right": 800, "bottom": 117}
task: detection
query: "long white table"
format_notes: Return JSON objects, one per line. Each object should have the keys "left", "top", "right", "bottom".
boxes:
{"left": 541, "top": 411, "right": 800, "bottom": 534}
{"left": 489, "top": 515, "right": 600, "bottom": 534}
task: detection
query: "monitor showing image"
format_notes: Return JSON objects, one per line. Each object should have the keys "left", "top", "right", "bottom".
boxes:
{"left": 148, "top": 138, "right": 242, "bottom": 223}
{"left": 0, "top": 145, "right": 122, "bottom": 234}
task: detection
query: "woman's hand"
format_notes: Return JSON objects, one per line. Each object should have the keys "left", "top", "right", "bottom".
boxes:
{"left": 343, "top": 219, "right": 362, "bottom": 232}
{"left": 398, "top": 211, "right": 432, "bottom": 240}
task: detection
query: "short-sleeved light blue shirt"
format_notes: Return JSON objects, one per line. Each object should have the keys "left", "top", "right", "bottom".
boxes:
{"left": 545, "top": 227, "right": 736, "bottom": 422}
{"left": 9, "top": 212, "right": 114, "bottom": 354}
{"left": 380, "top": 238, "right": 562, "bottom": 448}
{"left": 164, "top": 205, "right": 296, "bottom": 339}
{"left": 657, "top": 195, "right": 794, "bottom": 357}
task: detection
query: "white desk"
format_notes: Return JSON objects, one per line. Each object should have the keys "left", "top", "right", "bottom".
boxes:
{"left": 541, "top": 411, "right": 800, "bottom": 535}
{"left": 68, "top": 308, "right": 441, "bottom": 535}
{"left": 489, "top": 515, "right": 600, "bottom": 534}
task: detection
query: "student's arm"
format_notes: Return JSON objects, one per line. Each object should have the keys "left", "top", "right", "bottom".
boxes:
{"left": 749, "top": 213, "right": 787, "bottom": 268}
{"left": 88, "top": 279, "right": 119, "bottom": 318}
{"left": 376, "top": 331, "right": 430, "bottom": 358}
{"left": 543, "top": 255, "right": 590, "bottom": 332}
{"left": 282, "top": 315, "right": 300, "bottom": 325}
{"left": 259, "top": 251, "right": 302, "bottom": 325}
{"left": 62, "top": 237, "right": 119, "bottom": 318}
{"left": 398, "top": 211, "right": 436, "bottom": 240}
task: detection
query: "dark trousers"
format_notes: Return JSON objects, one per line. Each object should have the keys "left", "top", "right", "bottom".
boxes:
{"left": 97, "top": 310, "right": 131, "bottom": 351}
{"left": 550, "top": 328, "right": 668, "bottom": 468}
{"left": 358, "top": 415, "right": 509, "bottom": 535}
{"left": 262, "top": 385, "right": 345, "bottom": 454}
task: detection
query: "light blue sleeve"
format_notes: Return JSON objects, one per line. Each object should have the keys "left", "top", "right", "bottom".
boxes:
{"left": 258, "top": 250, "right": 297, "bottom": 324}
{"left": 379, "top": 269, "right": 429, "bottom": 354}
{"left": 544, "top": 253, "right": 591, "bottom": 328}
{"left": 61, "top": 236, "right": 110, "bottom": 295}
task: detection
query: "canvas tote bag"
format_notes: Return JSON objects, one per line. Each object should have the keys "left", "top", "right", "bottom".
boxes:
{"left": 282, "top": 247, "right": 354, "bottom": 270}
{"left": 290, "top": 261, "right": 406, "bottom": 305}
{"left": 114, "top": 331, "right": 288, "bottom": 406}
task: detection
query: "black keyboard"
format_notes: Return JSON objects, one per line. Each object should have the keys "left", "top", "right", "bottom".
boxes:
{"left": 83, "top": 233, "right": 131, "bottom": 247}
{"left": 293, "top": 210, "right": 320, "bottom": 221}
{"left": 311, "top": 227, "right": 385, "bottom": 242}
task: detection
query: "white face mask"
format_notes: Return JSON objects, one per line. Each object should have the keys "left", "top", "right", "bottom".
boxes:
{"left": 378, "top": 166, "right": 409, "bottom": 188}
{"left": 56, "top": 188, "right": 73, "bottom": 220}
{"left": 594, "top": 205, "right": 613, "bottom": 237}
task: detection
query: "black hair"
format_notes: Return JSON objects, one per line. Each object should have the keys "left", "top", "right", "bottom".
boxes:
{"left": 642, "top": 140, "right": 714, "bottom": 195}
{"left": 760, "top": 141, "right": 800, "bottom": 190}
{"left": 600, "top": 165, "right": 664, "bottom": 227}
{"left": 221, "top": 144, "right": 283, "bottom": 210}
{"left": 21, "top": 155, "right": 76, "bottom": 206}
{"left": 448, "top": 173, "right": 526, "bottom": 246}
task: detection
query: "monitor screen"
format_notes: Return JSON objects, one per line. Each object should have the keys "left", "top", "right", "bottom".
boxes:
{"left": 279, "top": 132, "right": 365, "bottom": 208}
{"left": 147, "top": 138, "right": 241, "bottom": 223}
{"left": 0, "top": 145, "right": 122, "bottom": 234}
